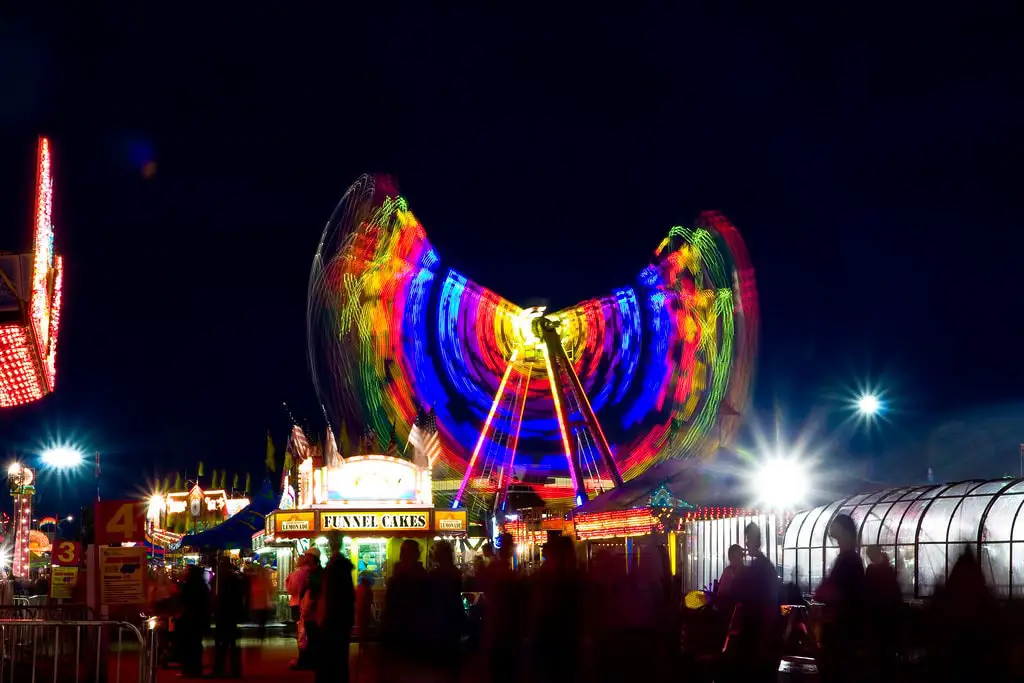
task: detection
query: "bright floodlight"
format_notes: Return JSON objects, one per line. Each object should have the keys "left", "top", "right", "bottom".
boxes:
{"left": 7, "top": 462, "right": 21, "bottom": 476}
{"left": 41, "top": 446, "right": 84, "bottom": 470}
{"left": 857, "top": 393, "right": 882, "bottom": 416}
{"left": 755, "top": 457, "right": 809, "bottom": 509}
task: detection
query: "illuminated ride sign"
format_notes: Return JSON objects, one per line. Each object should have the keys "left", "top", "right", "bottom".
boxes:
{"left": 0, "top": 137, "right": 64, "bottom": 408}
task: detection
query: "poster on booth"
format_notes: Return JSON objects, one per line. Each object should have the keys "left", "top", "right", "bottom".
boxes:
{"left": 100, "top": 546, "right": 147, "bottom": 605}
{"left": 50, "top": 566, "right": 79, "bottom": 599}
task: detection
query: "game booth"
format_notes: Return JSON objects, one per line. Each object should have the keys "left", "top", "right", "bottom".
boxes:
{"left": 258, "top": 451, "right": 469, "bottom": 622}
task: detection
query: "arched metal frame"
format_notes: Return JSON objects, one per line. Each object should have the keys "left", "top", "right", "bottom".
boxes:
{"left": 782, "top": 478, "right": 1024, "bottom": 599}
{"left": 684, "top": 513, "right": 778, "bottom": 594}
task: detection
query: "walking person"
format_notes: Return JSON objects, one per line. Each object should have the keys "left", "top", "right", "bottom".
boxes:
{"left": 726, "top": 522, "right": 780, "bottom": 683}
{"left": 315, "top": 532, "right": 354, "bottom": 683}
{"left": 428, "top": 540, "right": 465, "bottom": 683}
{"left": 815, "top": 514, "right": 865, "bottom": 683}
{"left": 177, "top": 565, "right": 212, "bottom": 678}
{"left": 249, "top": 565, "right": 274, "bottom": 641}
{"left": 864, "top": 545, "right": 903, "bottom": 679}
{"left": 380, "top": 539, "right": 429, "bottom": 683}
{"left": 483, "top": 533, "right": 523, "bottom": 683}
{"left": 287, "top": 549, "right": 317, "bottom": 668}
{"left": 295, "top": 550, "right": 324, "bottom": 671}
{"left": 213, "top": 558, "right": 245, "bottom": 678}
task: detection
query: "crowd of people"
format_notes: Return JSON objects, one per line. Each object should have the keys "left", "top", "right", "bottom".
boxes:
{"left": 144, "top": 520, "right": 1023, "bottom": 682}
{"left": 703, "top": 515, "right": 1015, "bottom": 682}
{"left": 147, "top": 561, "right": 276, "bottom": 677}
{"left": 282, "top": 530, "right": 678, "bottom": 683}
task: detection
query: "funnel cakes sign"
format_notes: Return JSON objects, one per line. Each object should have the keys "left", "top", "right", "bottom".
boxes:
{"left": 320, "top": 511, "right": 429, "bottom": 532}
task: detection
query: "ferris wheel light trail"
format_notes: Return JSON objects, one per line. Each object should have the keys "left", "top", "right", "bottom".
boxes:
{"left": 542, "top": 340, "right": 582, "bottom": 501}
{"left": 307, "top": 174, "right": 759, "bottom": 511}
{"left": 453, "top": 348, "right": 520, "bottom": 508}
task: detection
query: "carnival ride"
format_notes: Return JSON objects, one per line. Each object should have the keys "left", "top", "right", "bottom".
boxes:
{"left": 0, "top": 137, "right": 64, "bottom": 408}
{"left": 308, "top": 175, "right": 757, "bottom": 517}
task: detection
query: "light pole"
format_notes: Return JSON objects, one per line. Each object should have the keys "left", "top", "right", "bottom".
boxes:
{"left": 40, "top": 445, "right": 85, "bottom": 542}
{"left": 853, "top": 392, "right": 884, "bottom": 479}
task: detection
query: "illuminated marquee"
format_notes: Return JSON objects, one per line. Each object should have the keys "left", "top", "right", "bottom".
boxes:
{"left": 325, "top": 455, "right": 431, "bottom": 507}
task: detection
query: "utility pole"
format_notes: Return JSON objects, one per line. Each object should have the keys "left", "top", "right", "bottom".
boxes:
{"left": 94, "top": 451, "right": 101, "bottom": 502}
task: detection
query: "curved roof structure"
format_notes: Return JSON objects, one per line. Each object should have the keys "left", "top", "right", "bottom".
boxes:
{"left": 782, "top": 478, "right": 1024, "bottom": 599}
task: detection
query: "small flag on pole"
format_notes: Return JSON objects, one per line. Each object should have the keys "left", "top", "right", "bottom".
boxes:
{"left": 409, "top": 406, "right": 442, "bottom": 468}
{"left": 265, "top": 431, "right": 277, "bottom": 473}
{"left": 386, "top": 422, "right": 399, "bottom": 459}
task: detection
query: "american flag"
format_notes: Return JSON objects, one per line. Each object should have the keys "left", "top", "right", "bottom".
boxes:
{"left": 409, "top": 406, "right": 441, "bottom": 468}
{"left": 324, "top": 428, "right": 341, "bottom": 467}
{"left": 290, "top": 425, "right": 311, "bottom": 459}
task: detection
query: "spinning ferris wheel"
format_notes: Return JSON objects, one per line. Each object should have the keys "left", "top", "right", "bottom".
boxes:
{"left": 307, "top": 174, "right": 757, "bottom": 517}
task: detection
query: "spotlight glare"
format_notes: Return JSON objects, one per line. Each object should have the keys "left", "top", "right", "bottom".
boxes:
{"left": 40, "top": 446, "right": 84, "bottom": 470}
{"left": 754, "top": 457, "right": 809, "bottom": 509}
{"left": 856, "top": 393, "right": 882, "bottom": 417}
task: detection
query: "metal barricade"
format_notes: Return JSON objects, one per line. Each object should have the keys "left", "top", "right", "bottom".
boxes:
{"left": 0, "top": 619, "right": 154, "bottom": 683}
{"left": 0, "top": 604, "right": 97, "bottom": 621}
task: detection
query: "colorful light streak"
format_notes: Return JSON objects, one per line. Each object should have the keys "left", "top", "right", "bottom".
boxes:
{"left": 454, "top": 349, "right": 520, "bottom": 507}
{"left": 307, "top": 174, "right": 758, "bottom": 508}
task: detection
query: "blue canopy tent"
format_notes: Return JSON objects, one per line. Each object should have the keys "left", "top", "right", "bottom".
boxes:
{"left": 172, "top": 478, "right": 278, "bottom": 552}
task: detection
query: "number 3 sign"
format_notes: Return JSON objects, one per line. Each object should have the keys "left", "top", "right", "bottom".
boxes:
{"left": 95, "top": 501, "right": 146, "bottom": 545}
{"left": 52, "top": 540, "right": 81, "bottom": 566}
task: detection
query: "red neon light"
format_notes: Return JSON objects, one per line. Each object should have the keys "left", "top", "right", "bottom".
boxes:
{"left": 0, "top": 325, "right": 46, "bottom": 407}
{"left": 573, "top": 508, "right": 655, "bottom": 540}
{"left": 0, "top": 137, "right": 62, "bottom": 408}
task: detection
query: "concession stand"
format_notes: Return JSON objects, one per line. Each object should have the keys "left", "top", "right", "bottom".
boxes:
{"left": 262, "top": 453, "right": 468, "bottom": 590}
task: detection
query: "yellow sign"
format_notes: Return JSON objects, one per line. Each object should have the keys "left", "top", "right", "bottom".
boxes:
{"left": 50, "top": 566, "right": 78, "bottom": 600}
{"left": 433, "top": 510, "right": 468, "bottom": 533}
{"left": 320, "top": 511, "right": 429, "bottom": 532}
{"left": 273, "top": 511, "right": 316, "bottom": 535}
{"left": 99, "top": 546, "right": 147, "bottom": 605}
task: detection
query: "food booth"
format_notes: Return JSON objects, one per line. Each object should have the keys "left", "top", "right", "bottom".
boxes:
{"left": 262, "top": 453, "right": 469, "bottom": 591}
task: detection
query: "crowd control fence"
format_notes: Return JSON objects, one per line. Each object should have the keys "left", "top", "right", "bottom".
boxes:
{"left": 0, "top": 618, "right": 157, "bottom": 683}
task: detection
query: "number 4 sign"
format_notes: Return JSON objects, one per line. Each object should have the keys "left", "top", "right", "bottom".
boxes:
{"left": 95, "top": 501, "right": 146, "bottom": 545}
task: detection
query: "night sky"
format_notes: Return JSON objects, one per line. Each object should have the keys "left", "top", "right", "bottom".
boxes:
{"left": 0, "top": 6, "right": 1020, "bottom": 507}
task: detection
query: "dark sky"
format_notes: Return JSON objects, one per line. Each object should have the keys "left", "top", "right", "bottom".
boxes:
{"left": 0, "top": 5, "right": 1021, "bottom": 504}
